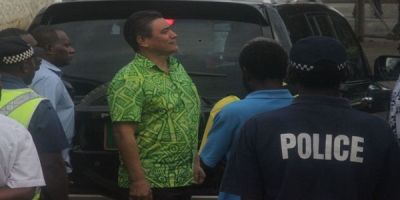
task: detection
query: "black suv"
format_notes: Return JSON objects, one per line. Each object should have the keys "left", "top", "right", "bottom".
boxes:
{"left": 29, "top": 0, "right": 391, "bottom": 197}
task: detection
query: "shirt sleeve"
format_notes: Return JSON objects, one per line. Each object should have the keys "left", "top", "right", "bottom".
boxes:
{"left": 220, "top": 118, "right": 264, "bottom": 199}
{"left": 28, "top": 100, "right": 69, "bottom": 153}
{"left": 7, "top": 124, "right": 45, "bottom": 188}
{"left": 31, "top": 75, "right": 64, "bottom": 110}
{"left": 200, "top": 109, "right": 239, "bottom": 168}
{"left": 107, "top": 76, "right": 144, "bottom": 122}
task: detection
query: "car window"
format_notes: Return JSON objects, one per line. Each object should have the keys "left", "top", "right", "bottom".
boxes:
{"left": 282, "top": 12, "right": 368, "bottom": 81}
{"left": 57, "top": 19, "right": 265, "bottom": 101}
{"left": 309, "top": 15, "right": 336, "bottom": 38}
{"left": 284, "top": 14, "right": 312, "bottom": 43}
{"left": 329, "top": 13, "right": 368, "bottom": 81}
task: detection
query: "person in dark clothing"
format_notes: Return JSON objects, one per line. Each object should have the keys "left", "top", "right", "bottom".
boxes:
{"left": 0, "top": 36, "right": 69, "bottom": 200}
{"left": 220, "top": 36, "right": 400, "bottom": 200}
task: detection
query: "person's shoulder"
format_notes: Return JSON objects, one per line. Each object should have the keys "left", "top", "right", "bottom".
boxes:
{"left": 0, "top": 114, "right": 30, "bottom": 138}
{"left": 112, "top": 59, "right": 145, "bottom": 80}
{"left": 33, "top": 65, "right": 61, "bottom": 82}
{"left": 252, "top": 104, "right": 293, "bottom": 121}
{"left": 37, "top": 98, "right": 52, "bottom": 106}
{"left": 218, "top": 99, "right": 248, "bottom": 115}
{"left": 0, "top": 114, "right": 22, "bottom": 127}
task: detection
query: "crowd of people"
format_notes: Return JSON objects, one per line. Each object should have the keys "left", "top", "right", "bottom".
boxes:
{"left": 1, "top": 9, "right": 400, "bottom": 200}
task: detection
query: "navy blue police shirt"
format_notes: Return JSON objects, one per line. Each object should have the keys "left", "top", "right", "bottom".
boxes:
{"left": 220, "top": 95, "right": 400, "bottom": 200}
{"left": 1, "top": 74, "right": 68, "bottom": 153}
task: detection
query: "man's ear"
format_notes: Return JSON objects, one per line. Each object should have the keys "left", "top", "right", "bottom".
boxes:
{"left": 45, "top": 44, "right": 56, "bottom": 55}
{"left": 241, "top": 67, "right": 250, "bottom": 81}
{"left": 19, "top": 64, "right": 29, "bottom": 73}
{"left": 137, "top": 35, "right": 149, "bottom": 48}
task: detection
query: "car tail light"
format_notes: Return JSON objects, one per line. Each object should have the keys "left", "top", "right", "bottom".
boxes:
{"left": 165, "top": 18, "right": 175, "bottom": 25}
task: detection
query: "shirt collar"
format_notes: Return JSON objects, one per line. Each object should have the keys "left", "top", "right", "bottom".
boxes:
{"left": 134, "top": 53, "right": 179, "bottom": 71}
{"left": 293, "top": 95, "right": 351, "bottom": 108}
{"left": 41, "top": 59, "right": 62, "bottom": 73}
{"left": 1, "top": 73, "right": 28, "bottom": 89}
{"left": 245, "top": 89, "right": 293, "bottom": 100}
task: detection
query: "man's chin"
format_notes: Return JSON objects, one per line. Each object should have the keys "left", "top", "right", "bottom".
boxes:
{"left": 167, "top": 48, "right": 178, "bottom": 55}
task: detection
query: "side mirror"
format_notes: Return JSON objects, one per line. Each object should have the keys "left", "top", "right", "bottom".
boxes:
{"left": 374, "top": 55, "right": 400, "bottom": 81}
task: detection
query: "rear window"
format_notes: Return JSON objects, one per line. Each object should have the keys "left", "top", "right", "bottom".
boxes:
{"left": 58, "top": 19, "right": 265, "bottom": 101}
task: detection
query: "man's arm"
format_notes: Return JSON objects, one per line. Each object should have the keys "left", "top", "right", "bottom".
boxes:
{"left": 220, "top": 118, "right": 264, "bottom": 199}
{"left": 193, "top": 154, "right": 206, "bottom": 184}
{"left": 0, "top": 187, "right": 34, "bottom": 200}
{"left": 373, "top": 126, "right": 400, "bottom": 199}
{"left": 113, "top": 122, "right": 152, "bottom": 200}
{"left": 31, "top": 75, "right": 64, "bottom": 109}
{"left": 28, "top": 101, "right": 69, "bottom": 200}
{"left": 38, "top": 152, "right": 69, "bottom": 200}
{"left": 200, "top": 111, "right": 239, "bottom": 168}
{"left": 4, "top": 123, "right": 45, "bottom": 200}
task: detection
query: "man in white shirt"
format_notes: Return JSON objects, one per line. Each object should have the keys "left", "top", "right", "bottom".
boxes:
{"left": 30, "top": 26, "right": 75, "bottom": 173}
{"left": 0, "top": 112, "right": 45, "bottom": 199}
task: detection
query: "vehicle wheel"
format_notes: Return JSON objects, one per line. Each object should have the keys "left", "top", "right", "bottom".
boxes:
{"left": 73, "top": 82, "right": 119, "bottom": 195}
{"left": 79, "top": 82, "right": 109, "bottom": 106}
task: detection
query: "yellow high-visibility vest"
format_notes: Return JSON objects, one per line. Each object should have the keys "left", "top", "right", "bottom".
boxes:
{"left": 0, "top": 88, "right": 44, "bottom": 127}
{"left": 0, "top": 88, "right": 45, "bottom": 200}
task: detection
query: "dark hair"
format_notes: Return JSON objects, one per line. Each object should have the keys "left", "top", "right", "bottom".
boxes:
{"left": 239, "top": 37, "right": 288, "bottom": 81}
{"left": 0, "top": 28, "right": 29, "bottom": 37}
{"left": 286, "top": 60, "right": 348, "bottom": 89}
{"left": 124, "top": 10, "right": 163, "bottom": 51}
{"left": 30, "top": 26, "right": 61, "bottom": 48}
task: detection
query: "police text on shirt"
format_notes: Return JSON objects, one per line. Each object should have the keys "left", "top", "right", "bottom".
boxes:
{"left": 280, "top": 133, "right": 364, "bottom": 163}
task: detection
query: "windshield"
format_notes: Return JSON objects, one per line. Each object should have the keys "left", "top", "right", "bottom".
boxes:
{"left": 58, "top": 19, "right": 265, "bottom": 101}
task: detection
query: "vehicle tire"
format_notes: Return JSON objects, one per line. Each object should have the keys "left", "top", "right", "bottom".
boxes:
{"left": 74, "top": 82, "right": 118, "bottom": 195}
{"left": 79, "top": 82, "right": 109, "bottom": 106}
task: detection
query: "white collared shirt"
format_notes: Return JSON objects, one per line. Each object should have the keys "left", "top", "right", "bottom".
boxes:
{"left": 0, "top": 114, "right": 45, "bottom": 188}
{"left": 30, "top": 59, "right": 75, "bottom": 145}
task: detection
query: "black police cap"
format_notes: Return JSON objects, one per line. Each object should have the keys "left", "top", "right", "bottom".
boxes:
{"left": 289, "top": 36, "right": 347, "bottom": 72}
{"left": 0, "top": 36, "right": 34, "bottom": 66}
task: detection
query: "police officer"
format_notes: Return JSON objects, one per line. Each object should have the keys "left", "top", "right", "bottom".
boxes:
{"left": 220, "top": 36, "right": 400, "bottom": 200}
{"left": 0, "top": 37, "right": 69, "bottom": 200}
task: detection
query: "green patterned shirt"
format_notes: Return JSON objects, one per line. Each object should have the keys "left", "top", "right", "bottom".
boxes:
{"left": 107, "top": 54, "right": 200, "bottom": 188}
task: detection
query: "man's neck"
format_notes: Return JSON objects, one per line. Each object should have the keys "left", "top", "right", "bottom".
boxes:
{"left": 139, "top": 51, "right": 169, "bottom": 73}
{"left": 41, "top": 56, "right": 60, "bottom": 68}
{"left": 250, "top": 80, "right": 284, "bottom": 91}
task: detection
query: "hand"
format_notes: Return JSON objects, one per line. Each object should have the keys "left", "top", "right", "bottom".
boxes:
{"left": 193, "top": 164, "right": 206, "bottom": 184}
{"left": 193, "top": 155, "right": 206, "bottom": 184}
{"left": 129, "top": 179, "right": 152, "bottom": 200}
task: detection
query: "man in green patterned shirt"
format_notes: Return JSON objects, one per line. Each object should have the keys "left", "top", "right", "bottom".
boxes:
{"left": 107, "top": 10, "right": 204, "bottom": 200}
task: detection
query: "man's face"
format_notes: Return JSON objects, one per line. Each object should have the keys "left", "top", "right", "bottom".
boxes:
{"left": 50, "top": 30, "right": 75, "bottom": 67}
{"left": 140, "top": 18, "right": 178, "bottom": 55}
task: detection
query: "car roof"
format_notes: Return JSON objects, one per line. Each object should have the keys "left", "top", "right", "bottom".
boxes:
{"left": 29, "top": 0, "right": 336, "bottom": 31}
{"left": 31, "top": 0, "right": 268, "bottom": 27}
